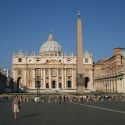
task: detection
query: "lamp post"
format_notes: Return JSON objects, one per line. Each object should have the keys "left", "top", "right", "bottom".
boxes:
{"left": 35, "top": 76, "right": 41, "bottom": 97}
{"left": 105, "top": 83, "right": 108, "bottom": 94}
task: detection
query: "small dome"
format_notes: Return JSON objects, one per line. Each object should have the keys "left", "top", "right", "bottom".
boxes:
{"left": 40, "top": 33, "right": 63, "bottom": 56}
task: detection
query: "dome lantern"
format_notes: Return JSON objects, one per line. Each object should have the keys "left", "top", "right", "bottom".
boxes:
{"left": 48, "top": 33, "right": 54, "bottom": 42}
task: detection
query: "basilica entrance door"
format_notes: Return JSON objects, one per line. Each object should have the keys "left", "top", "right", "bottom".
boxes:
{"left": 85, "top": 77, "right": 89, "bottom": 89}
{"left": 52, "top": 81, "right": 56, "bottom": 89}
{"left": 17, "top": 77, "right": 21, "bottom": 92}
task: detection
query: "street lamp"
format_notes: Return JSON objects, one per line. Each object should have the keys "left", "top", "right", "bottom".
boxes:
{"left": 105, "top": 83, "right": 108, "bottom": 94}
{"left": 35, "top": 76, "right": 41, "bottom": 97}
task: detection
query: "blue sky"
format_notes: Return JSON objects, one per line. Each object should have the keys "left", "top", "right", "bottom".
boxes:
{"left": 0, "top": 0, "right": 125, "bottom": 70}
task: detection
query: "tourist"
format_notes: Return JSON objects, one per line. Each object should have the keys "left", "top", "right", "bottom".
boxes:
{"left": 63, "top": 95, "right": 66, "bottom": 104}
{"left": 11, "top": 95, "right": 21, "bottom": 119}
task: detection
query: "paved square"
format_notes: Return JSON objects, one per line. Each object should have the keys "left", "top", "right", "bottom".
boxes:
{"left": 1, "top": 100, "right": 125, "bottom": 125}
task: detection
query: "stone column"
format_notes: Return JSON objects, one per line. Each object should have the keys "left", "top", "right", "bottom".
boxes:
{"left": 101, "top": 81, "right": 103, "bottom": 92}
{"left": 64, "top": 69, "right": 67, "bottom": 89}
{"left": 122, "top": 75, "right": 125, "bottom": 93}
{"left": 32, "top": 69, "right": 35, "bottom": 89}
{"left": 98, "top": 81, "right": 100, "bottom": 91}
{"left": 103, "top": 81, "right": 105, "bottom": 92}
{"left": 42, "top": 69, "right": 45, "bottom": 89}
{"left": 62, "top": 69, "right": 64, "bottom": 89}
{"left": 117, "top": 78, "right": 120, "bottom": 93}
{"left": 107, "top": 81, "right": 109, "bottom": 93}
{"left": 22, "top": 69, "right": 27, "bottom": 87}
{"left": 115, "top": 78, "right": 118, "bottom": 93}
{"left": 113, "top": 79, "right": 115, "bottom": 93}
{"left": 74, "top": 68, "right": 77, "bottom": 89}
{"left": 26, "top": 69, "right": 28, "bottom": 87}
{"left": 110, "top": 80, "right": 113, "bottom": 93}
{"left": 96, "top": 81, "right": 97, "bottom": 91}
{"left": 40, "top": 69, "right": 42, "bottom": 88}
{"left": 99, "top": 81, "right": 101, "bottom": 91}
{"left": 72, "top": 69, "right": 74, "bottom": 89}
{"left": 111, "top": 80, "right": 113, "bottom": 93}
{"left": 97, "top": 81, "right": 99, "bottom": 91}
{"left": 102, "top": 81, "right": 106, "bottom": 92}
{"left": 49, "top": 69, "right": 51, "bottom": 89}
{"left": 109, "top": 80, "right": 111, "bottom": 93}
{"left": 57, "top": 69, "right": 59, "bottom": 89}
{"left": 108, "top": 81, "right": 110, "bottom": 93}
{"left": 99, "top": 81, "right": 101, "bottom": 92}
{"left": 120, "top": 77, "right": 123, "bottom": 93}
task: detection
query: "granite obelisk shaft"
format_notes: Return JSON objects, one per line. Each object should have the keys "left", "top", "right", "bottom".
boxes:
{"left": 76, "top": 11, "right": 84, "bottom": 95}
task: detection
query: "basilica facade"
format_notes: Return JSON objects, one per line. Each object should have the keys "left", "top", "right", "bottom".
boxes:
{"left": 12, "top": 33, "right": 93, "bottom": 94}
{"left": 12, "top": 13, "right": 94, "bottom": 94}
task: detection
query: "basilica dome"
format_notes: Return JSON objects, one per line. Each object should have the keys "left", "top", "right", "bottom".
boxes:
{"left": 40, "top": 33, "right": 63, "bottom": 56}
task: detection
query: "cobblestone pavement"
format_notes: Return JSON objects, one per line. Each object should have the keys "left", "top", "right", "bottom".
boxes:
{"left": 1, "top": 100, "right": 125, "bottom": 125}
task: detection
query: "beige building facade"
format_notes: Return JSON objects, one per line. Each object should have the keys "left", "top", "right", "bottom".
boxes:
{"left": 94, "top": 48, "right": 125, "bottom": 93}
{"left": 12, "top": 13, "right": 94, "bottom": 94}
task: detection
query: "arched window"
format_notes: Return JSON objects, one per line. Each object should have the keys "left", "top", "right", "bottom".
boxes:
{"left": 17, "top": 77, "right": 21, "bottom": 92}
{"left": 85, "top": 77, "right": 89, "bottom": 89}
{"left": 46, "top": 83, "right": 49, "bottom": 88}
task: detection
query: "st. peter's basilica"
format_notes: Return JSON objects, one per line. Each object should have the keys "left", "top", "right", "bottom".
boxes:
{"left": 12, "top": 12, "right": 94, "bottom": 94}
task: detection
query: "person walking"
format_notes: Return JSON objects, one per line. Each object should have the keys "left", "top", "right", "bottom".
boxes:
{"left": 12, "top": 95, "right": 21, "bottom": 119}
{"left": 63, "top": 95, "right": 66, "bottom": 104}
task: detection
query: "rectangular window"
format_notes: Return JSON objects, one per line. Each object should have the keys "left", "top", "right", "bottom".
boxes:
{"left": 35, "top": 68, "right": 41, "bottom": 76}
{"left": 36, "top": 58, "right": 40, "bottom": 62}
{"left": 59, "top": 83, "right": 62, "bottom": 88}
{"left": 85, "top": 58, "right": 88, "bottom": 63}
{"left": 67, "top": 57, "right": 71, "bottom": 62}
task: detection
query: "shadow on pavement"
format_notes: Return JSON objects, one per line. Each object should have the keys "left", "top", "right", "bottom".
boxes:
{"left": 19, "top": 112, "right": 43, "bottom": 119}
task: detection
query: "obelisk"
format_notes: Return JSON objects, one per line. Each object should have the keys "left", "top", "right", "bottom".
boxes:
{"left": 76, "top": 10, "right": 85, "bottom": 95}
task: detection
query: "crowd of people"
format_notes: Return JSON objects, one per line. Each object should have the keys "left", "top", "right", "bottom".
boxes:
{"left": 9, "top": 94, "right": 125, "bottom": 103}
